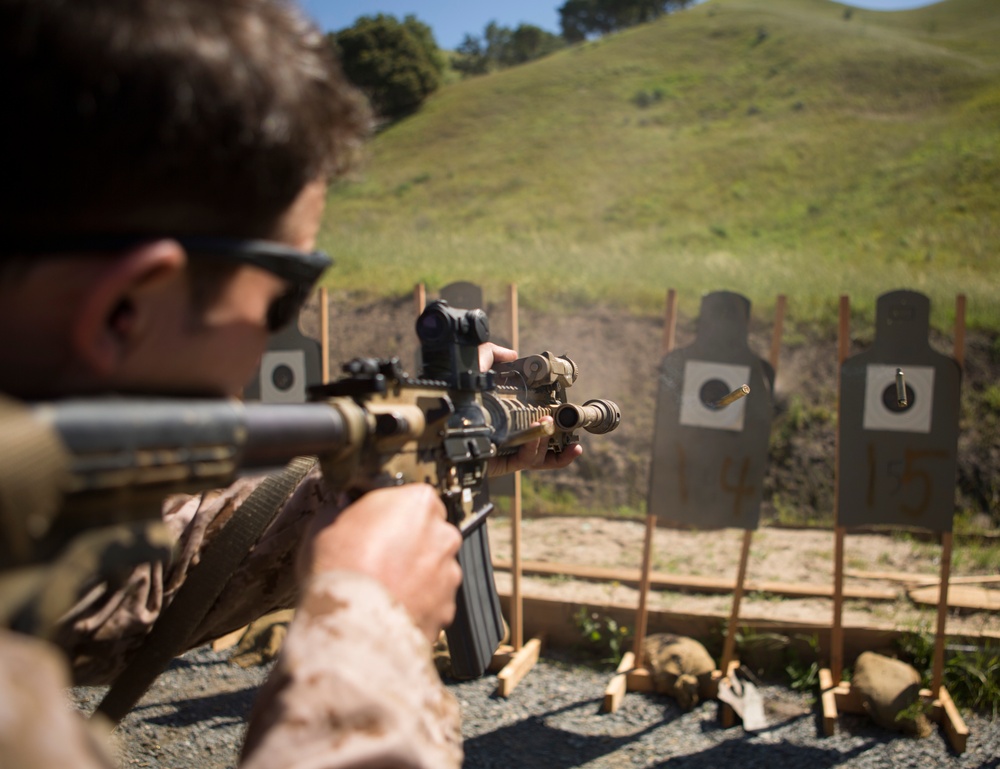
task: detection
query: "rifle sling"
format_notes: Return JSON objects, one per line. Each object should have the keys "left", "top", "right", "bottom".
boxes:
{"left": 96, "top": 455, "right": 317, "bottom": 725}
{"left": 0, "top": 395, "right": 69, "bottom": 569}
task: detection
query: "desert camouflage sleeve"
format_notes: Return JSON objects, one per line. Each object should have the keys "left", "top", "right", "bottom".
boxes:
{"left": 240, "top": 570, "right": 464, "bottom": 769}
{"left": 0, "top": 629, "right": 116, "bottom": 769}
{"left": 56, "top": 466, "right": 334, "bottom": 685}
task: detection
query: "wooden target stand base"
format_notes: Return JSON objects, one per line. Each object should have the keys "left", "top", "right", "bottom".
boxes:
{"left": 819, "top": 294, "right": 969, "bottom": 754}
{"left": 820, "top": 529, "right": 970, "bottom": 754}
{"left": 487, "top": 459, "right": 545, "bottom": 698}
{"left": 489, "top": 637, "right": 544, "bottom": 697}
{"left": 602, "top": 290, "right": 786, "bottom": 729}
{"left": 605, "top": 652, "right": 740, "bottom": 720}
{"left": 600, "top": 515, "right": 746, "bottom": 728}
{"left": 819, "top": 670, "right": 968, "bottom": 753}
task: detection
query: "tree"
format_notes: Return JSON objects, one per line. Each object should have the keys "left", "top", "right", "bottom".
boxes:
{"left": 400, "top": 15, "right": 447, "bottom": 78}
{"left": 558, "top": 0, "right": 692, "bottom": 42}
{"left": 453, "top": 33, "right": 489, "bottom": 77}
{"left": 506, "top": 24, "right": 566, "bottom": 66}
{"left": 452, "top": 21, "right": 565, "bottom": 77}
{"left": 334, "top": 14, "right": 442, "bottom": 120}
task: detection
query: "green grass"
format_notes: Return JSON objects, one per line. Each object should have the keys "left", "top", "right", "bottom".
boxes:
{"left": 322, "top": 0, "right": 1000, "bottom": 330}
{"left": 897, "top": 630, "right": 1000, "bottom": 716}
{"left": 952, "top": 537, "right": 1000, "bottom": 572}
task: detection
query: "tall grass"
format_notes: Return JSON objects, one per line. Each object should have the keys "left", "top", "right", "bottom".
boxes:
{"left": 322, "top": 0, "right": 1000, "bottom": 331}
{"left": 323, "top": 226, "right": 997, "bottom": 328}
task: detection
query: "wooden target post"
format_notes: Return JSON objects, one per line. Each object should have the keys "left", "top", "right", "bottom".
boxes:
{"left": 319, "top": 286, "right": 330, "bottom": 383}
{"left": 603, "top": 515, "right": 658, "bottom": 712}
{"left": 603, "top": 291, "right": 783, "bottom": 723}
{"left": 414, "top": 282, "right": 427, "bottom": 316}
{"left": 819, "top": 292, "right": 969, "bottom": 754}
{"left": 488, "top": 283, "right": 544, "bottom": 697}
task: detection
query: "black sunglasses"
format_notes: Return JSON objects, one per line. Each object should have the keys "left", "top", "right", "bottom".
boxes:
{"left": 0, "top": 234, "right": 332, "bottom": 332}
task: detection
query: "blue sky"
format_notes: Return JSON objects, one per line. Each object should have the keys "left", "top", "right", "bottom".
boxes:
{"left": 299, "top": 0, "right": 944, "bottom": 50}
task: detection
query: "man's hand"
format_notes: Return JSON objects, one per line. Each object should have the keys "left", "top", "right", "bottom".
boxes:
{"left": 480, "top": 342, "right": 584, "bottom": 477}
{"left": 478, "top": 341, "right": 516, "bottom": 374}
{"left": 298, "top": 485, "right": 462, "bottom": 644}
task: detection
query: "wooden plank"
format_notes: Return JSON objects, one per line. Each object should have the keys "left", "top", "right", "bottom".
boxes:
{"left": 498, "top": 593, "right": 1000, "bottom": 662}
{"left": 603, "top": 651, "right": 635, "bottom": 713}
{"left": 846, "top": 569, "right": 931, "bottom": 584}
{"left": 721, "top": 530, "right": 752, "bottom": 672}
{"left": 769, "top": 294, "right": 787, "bottom": 374}
{"left": 832, "top": 681, "right": 864, "bottom": 714}
{"left": 932, "top": 532, "right": 954, "bottom": 695}
{"left": 933, "top": 685, "right": 969, "bottom": 755}
{"left": 662, "top": 289, "right": 677, "bottom": 356}
{"left": 831, "top": 296, "right": 849, "bottom": 685}
{"left": 847, "top": 570, "right": 1000, "bottom": 587}
{"left": 955, "top": 294, "right": 966, "bottom": 369}
{"left": 912, "top": 574, "right": 1000, "bottom": 588}
{"left": 495, "top": 637, "right": 541, "bottom": 698}
{"left": 508, "top": 283, "right": 524, "bottom": 652}
{"left": 625, "top": 666, "right": 654, "bottom": 692}
{"left": 819, "top": 667, "right": 838, "bottom": 736}
{"left": 488, "top": 643, "right": 515, "bottom": 672}
{"left": 909, "top": 584, "right": 1000, "bottom": 611}
{"left": 510, "top": 470, "right": 524, "bottom": 651}
{"left": 831, "top": 526, "right": 846, "bottom": 683}
{"left": 491, "top": 558, "right": 897, "bottom": 600}
{"left": 319, "top": 286, "right": 330, "bottom": 383}
{"left": 632, "top": 516, "right": 657, "bottom": 664}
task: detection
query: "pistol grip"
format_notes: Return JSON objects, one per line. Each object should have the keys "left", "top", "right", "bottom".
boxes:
{"left": 445, "top": 510, "right": 504, "bottom": 679}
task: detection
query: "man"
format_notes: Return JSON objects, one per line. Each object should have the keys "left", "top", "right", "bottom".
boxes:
{"left": 0, "top": 1, "right": 579, "bottom": 767}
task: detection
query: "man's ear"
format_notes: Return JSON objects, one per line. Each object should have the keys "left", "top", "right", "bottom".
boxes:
{"left": 71, "top": 241, "right": 187, "bottom": 378}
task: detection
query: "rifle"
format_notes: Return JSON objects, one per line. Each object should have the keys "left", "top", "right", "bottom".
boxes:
{"left": 25, "top": 300, "right": 621, "bottom": 678}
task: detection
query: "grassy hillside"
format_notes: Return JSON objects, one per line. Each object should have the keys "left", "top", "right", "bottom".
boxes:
{"left": 321, "top": 0, "right": 1000, "bottom": 330}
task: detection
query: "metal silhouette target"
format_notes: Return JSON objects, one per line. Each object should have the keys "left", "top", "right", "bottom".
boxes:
{"left": 244, "top": 320, "right": 323, "bottom": 403}
{"left": 838, "top": 290, "right": 961, "bottom": 532}
{"left": 648, "top": 291, "right": 775, "bottom": 530}
{"left": 440, "top": 281, "right": 484, "bottom": 316}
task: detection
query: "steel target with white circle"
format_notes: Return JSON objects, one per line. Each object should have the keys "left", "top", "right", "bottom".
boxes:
{"left": 837, "top": 290, "right": 961, "bottom": 532}
{"left": 260, "top": 350, "right": 307, "bottom": 403}
{"left": 679, "top": 360, "right": 751, "bottom": 432}
{"left": 648, "top": 291, "right": 774, "bottom": 530}
{"left": 862, "top": 364, "right": 935, "bottom": 433}
{"left": 243, "top": 319, "right": 322, "bottom": 403}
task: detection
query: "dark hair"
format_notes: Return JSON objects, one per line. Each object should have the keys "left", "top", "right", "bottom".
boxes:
{"left": 0, "top": 0, "right": 370, "bottom": 239}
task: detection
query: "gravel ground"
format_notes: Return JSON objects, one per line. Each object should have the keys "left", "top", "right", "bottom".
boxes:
{"left": 71, "top": 645, "right": 999, "bottom": 769}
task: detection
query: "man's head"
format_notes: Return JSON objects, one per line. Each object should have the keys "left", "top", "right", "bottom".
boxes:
{"left": 0, "top": 0, "right": 370, "bottom": 398}
{"left": 1, "top": 0, "right": 367, "bottom": 237}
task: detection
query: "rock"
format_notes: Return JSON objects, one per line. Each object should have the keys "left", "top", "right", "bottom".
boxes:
{"left": 851, "top": 651, "right": 932, "bottom": 737}
{"left": 643, "top": 634, "right": 716, "bottom": 709}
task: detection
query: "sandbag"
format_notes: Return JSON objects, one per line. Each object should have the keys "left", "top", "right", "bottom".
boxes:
{"left": 643, "top": 633, "right": 716, "bottom": 709}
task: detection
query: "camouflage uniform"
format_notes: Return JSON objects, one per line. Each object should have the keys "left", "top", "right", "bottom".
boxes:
{"left": 3, "top": 467, "right": 464, "bottom": 768}
{"left": 0, "top": 630, "right": 115, "bottom": 769}
{"left": 55, "top": 469, "right": 327, "bottom": 684}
